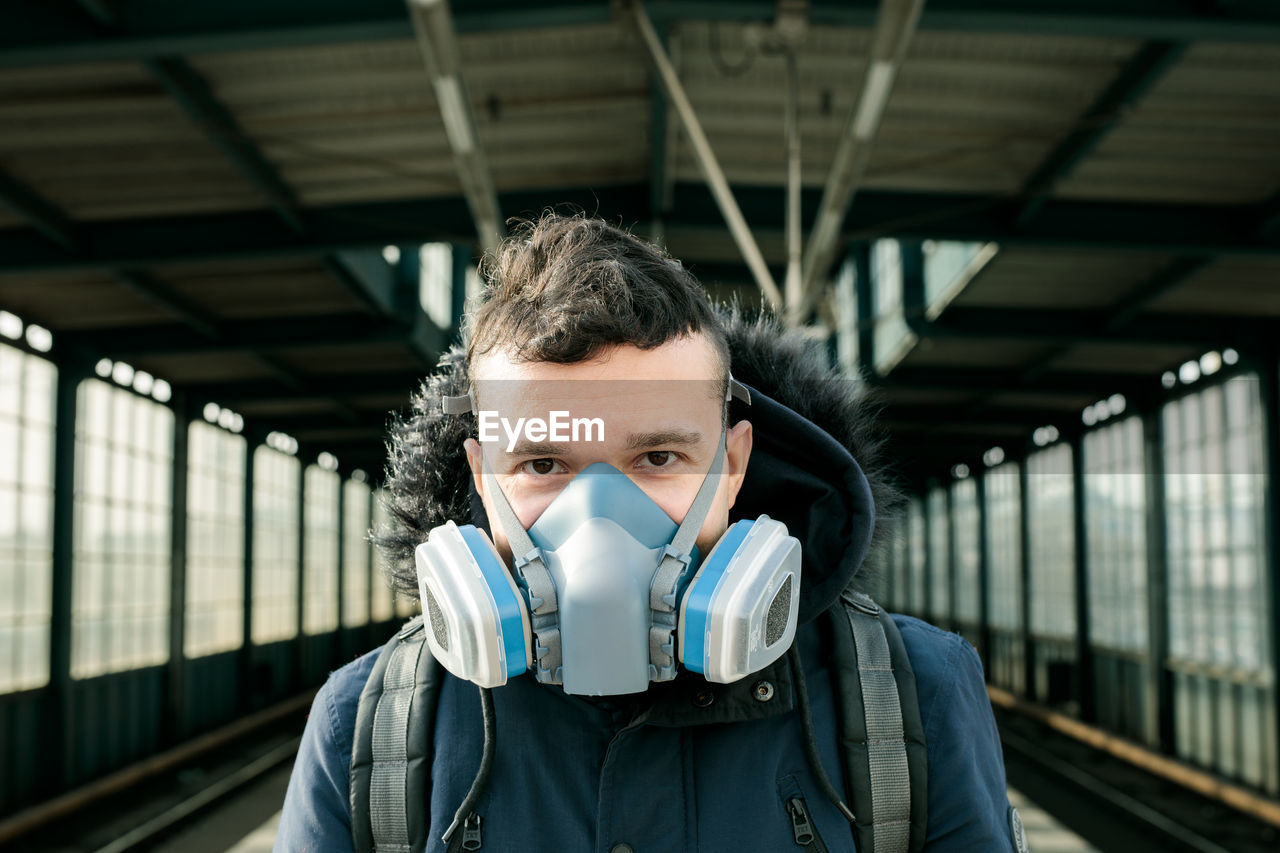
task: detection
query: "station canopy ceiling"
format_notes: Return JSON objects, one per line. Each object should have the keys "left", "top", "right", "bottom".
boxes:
{"left": 2, "top": 0, "right": 1279, "bottom": 483}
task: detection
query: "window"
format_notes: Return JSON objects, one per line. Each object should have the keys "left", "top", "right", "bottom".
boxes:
{"left": 1083, "top": 417, "right": 1147, "bottom": 652}
{"left": 888, "top": 508, "right": 910, "bottom": 611}
{"left": 0, "top": 343, "right": 56, "bottom": 692}
{"left": 951, "top": 478, "right": 981, "bottom": 624}
{"left": 984, "top": 463, "right": 1022, "bottom": 632}
{"left": 370, "top": 490, "right": 394, "bottom": 622}
{"left": 871, "top": 240, "right": 914, "bottom": 373}
{"left": 251, "top": 445, "right": 299, "bottom": 644}
{"left": 1026, "top": 443, "right": 1075, "bottom": 639}
{"left": 72, "top": 379, "right": 173, "bottom": 678}
{"left": 185, "top": 421, "right": 246, "bottom": 657}
{"left": 1164, "top": 379, "right": 1268, "bottom": 670}
{"left": 907, "top": 496, "right": 926, "bottom": 615}
{"left": 303, "top": 465, "right": 339, "bottom": 634}
{"left": 833, "top": 255, "right": 860, "bottom": 375}
{"left": 343, "top": 479, "right": 372, "bottom": 627}
{"left": 926, "top": 486, "right": 950, "bottom": 623}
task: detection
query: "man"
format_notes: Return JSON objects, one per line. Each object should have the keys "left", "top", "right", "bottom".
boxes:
{"left": 276, "top": 214, "right": 1019, "bottom": 851}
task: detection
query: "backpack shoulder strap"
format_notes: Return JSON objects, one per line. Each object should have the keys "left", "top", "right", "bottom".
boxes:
{"left": 350, "top": 616, "right": 443, "bottom": 853}
{"left": 829, "top": 591, "right": 929, "bottom": 853}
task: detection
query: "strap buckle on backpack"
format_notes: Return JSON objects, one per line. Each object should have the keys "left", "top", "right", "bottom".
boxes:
{"left": 841, "top": 590, "right": 881, "bottom": 616}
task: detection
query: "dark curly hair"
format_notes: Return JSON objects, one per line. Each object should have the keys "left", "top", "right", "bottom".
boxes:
{"left": 465, "top": 212, "right": 730, "bottom": 384}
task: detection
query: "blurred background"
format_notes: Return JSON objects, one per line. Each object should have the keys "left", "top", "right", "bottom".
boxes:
{"left": 1, "top": 1, "right": 1279, "bottom": 850}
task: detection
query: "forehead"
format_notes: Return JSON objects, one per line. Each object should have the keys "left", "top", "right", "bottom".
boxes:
{"left": 471, "top": 335, "right": 724, "bottom": 417}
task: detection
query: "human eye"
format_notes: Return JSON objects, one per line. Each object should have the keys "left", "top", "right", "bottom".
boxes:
{"left": 636, "top": 450, "right": 679, "bottom": 469}
{"left": 519, "top": 458, "right": 567, "bottom": 476}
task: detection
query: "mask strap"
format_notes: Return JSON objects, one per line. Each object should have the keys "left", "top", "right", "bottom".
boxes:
{"left": 480, "top": 456, "right": 563, "bottom": 683}
{"left": 647, "top": 430, "right": 728, "bottom": 680}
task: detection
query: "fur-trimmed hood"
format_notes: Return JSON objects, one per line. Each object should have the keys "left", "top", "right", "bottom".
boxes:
{"left": 374, "top": 309, "right": 897, "bottom": 623}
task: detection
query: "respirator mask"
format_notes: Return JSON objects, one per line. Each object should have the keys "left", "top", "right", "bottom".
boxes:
{"left": 414, "top": 378, "right": 801, "bottom": 696}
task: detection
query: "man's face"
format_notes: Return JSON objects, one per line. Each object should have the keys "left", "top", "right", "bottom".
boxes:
{"left": 463, "top": 332, "right": 753, "bottom": 563}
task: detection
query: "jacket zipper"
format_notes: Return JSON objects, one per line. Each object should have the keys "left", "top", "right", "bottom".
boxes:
{"left": 787, "top": 797, "right": 829, "bottom": 852}
{"left": 446, "top": 811, "right": 483, "bottom": 852}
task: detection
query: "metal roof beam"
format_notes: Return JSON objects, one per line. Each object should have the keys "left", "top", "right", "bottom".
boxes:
{"left": 325, "top": 251, "right": 406, "bottom": 318}
{"left": 799, "top": 0, "right": 924, "bottom": 320}
{"left": 2, "top": 185, "right": 1278, "bottom": 275}
{"left": 261, "top": 410, "right": 390, "bottom": 434}
{"left": 928, "top": 306, "right": 1259, "bottom": 349}
{"left": 883, "top": 403, "right": 1082, "bottom": 428}
{"left": 59, "top": 315, "right": 412, "bottom": 358}
{"left": 182, "top": 371, "right": 422, "bottom": 404}
{"left": 7, "top": 1, "right": 1280, "bottom": 67}
{"left": 1015, "top": 40, "right": 1185, "bottom": 226}
{"left": 0, "top": 169, "right": 79, "bottom": 251}
{"left": 144, "top": 56, "right": 306, "bottom": 233}
{"left": 875, "top": 365, "right": 1159, "bottom": 397}
{"left": 633, "top": 0, "right": 782, "bottom": 312}
{"left": 142, "top": 54, "right": 406, "bottom": 323}
{"left": 407, "top": 0, "right": 503, "bottom": 253}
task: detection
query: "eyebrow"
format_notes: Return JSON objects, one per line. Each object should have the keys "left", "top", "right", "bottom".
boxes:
{"left": 505, "top": 441, "right": 566, "bottom": 458}
{"left": 625, "top": 429, "right": 704, "bottom": 450}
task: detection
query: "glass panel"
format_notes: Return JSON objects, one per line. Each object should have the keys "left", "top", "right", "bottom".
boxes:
{"left": 951, "top": 478, "right": 981, "bottom": 624}
{"left": 907, "top": 497, "right": 926, "bottom": 615}
{"left": 342, "top": 480, "right": 372, "bottom": 627}
{"left": 1083, "top": 416, "right": 1148, "bottom": 653}
{"left": 370, "top": 491, "right": 394, "bottom": 623}
{"left": 303, "top": 466, "right": 339, "bottom": 634}
{"left": 984, "top": 463, "right": 1022, "bottom": 632}
{"left": 0, "top": 346, "right": 56, "bottom": 693}
{"left": 71, "top": 378, "right": 173, "bottom": 679}
{"left": 926, "top": 487, "right": 950, "bottom": 623}
{"left": 1162, "top": 373, "right": 1273, "bottom": 789}
{"left": 251, "top": 446, "right": 300, "bottom": 644}
{"left": 184, "top": 421, "right": 245, "bottom": 658}
{"left": 1027, "top": 444, "right": 1075, "bottom": 639}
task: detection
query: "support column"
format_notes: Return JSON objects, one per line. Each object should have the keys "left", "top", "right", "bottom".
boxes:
{"left": 977, "top": 472, "right": 992, "bottom": 675}
{"left": 335, "top": 468, "right": 346, "bottom": 661}
{"left": 1143, "top": 404, "right": 1174, "bottom": 753}
{"left": 49, "top": 359, "right": 87, "bottom": 789}
{"left": 1019, "top": 451, "right": 1035, "bottom": 700}
{"left": 922, "top": 480, "right": 934, "bottom": 624}
{"left": 164, "top": 393, "right": 191, "bottom": 744}
{"left": 294, "top": 457, "right": 306, "bottom": 690}
{"left": 1258, "top": 358, "right": 1280, "bottom": 789}
{"left": 239, "top": 431, "right": 257, "bottom": 713}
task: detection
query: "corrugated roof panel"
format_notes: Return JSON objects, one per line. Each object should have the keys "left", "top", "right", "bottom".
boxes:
{"left": 278, "top": 343, "right": 421, "bottom": 375}
{"left": 675, "top": 26, "right": 1144, "bottom": 194}
{"left": 0, "top": 270, "right": 173, "bottom": 330}
{"left": 952, "top": 247, "right": 1175, "bottom": 309}
{"left": 0, "top": 61, "right": 270, "bottom": 221}
{"left": 1145, "top": 257, "right": 1280, "bottom": 315}
{"left": 877, "top": 386, "right": 976, "bottom": 406}
{"left": 865, "top": 31, "right": 1139, "bottom": 196}
{"left": 1056, "top": 41, "right": 1280, "bottom": 204}
{"left": 1045, "top": 343, "right": 1200, "bottom": 374}
{"left": 149, "top": 258, "right": 357, "bottom": 321}
{"left": 188, "top": 25, "right": 650, "bottom": 205}
{"left": 133, "top": 351, "right": 279, "bottom": 384}
{"left": 986, "top": 391, "right": 1097, "bottom": 410}
{"left": 900, "top": 337, "right": 1059, "bottom": 368}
